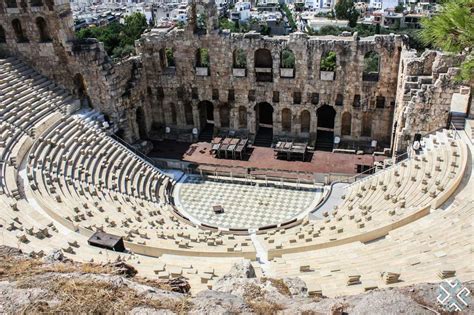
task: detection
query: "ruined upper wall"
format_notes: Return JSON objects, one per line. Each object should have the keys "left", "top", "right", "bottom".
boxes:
{"left": 137, "top": 28, "right": 403, "bottom": 144}
{"left": 0, "top": 0, "right": 147, "bottom": 142}
{"left": 392, "top": 49, "right": 468, "bottom": 152}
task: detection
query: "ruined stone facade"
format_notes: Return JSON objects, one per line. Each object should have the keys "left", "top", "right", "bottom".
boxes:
{"left": 0, "top": 0, "right": 469, "bottom": 153}
{"left": 393, "top": 50, "right": 471, "bottom": 153}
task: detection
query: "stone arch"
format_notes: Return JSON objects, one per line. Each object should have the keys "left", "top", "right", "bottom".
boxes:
{"left": 301, "top": 110, "right": 310, "bottom": 133}
{"left": 238, "top": 106, "right": 247, "bottom": 128}
{"left": 0, "top": 25, "right": 6, "bottom": 43}
{"left": 36, "top": 17, "right": 51, "bottom": 42}
{"left": 361, "top": 112, "right": 372, "bottom": 137}
{"left": 169, "top": 103, "right": 177, "bottom": 125}
{"left": 316, "top": 105, "right": 336, "bottom": 151}
{"left": 281, "top": 108, "right": 292, "bottom": 132}
{"left": 255, "top": 49, "right": 272, "bottom": 68}
{"left": 233, "top": 48, "right": 246, "bottom": 69}
{"left": 184, "top": 102, "right": 194, "bottom": 125}
{"left": 136, "top": 107, "right": 147, "bottom": 139}
{"left": 219, "top": 103, "right": 230, "bottom": 128}
{"left": 11, "top": 19, "right": 27, "bottom": 43}
{"left": 198, "top": 100, "right": 214, "bottom": 127}
{"left": 255, "top": 49, "right": 273, "bottom": 82}
{"left": 363, "top": 51, "right": 380, "bottom": 81}
{"left": 5, "top": 0, "right": 17, "bottom": 8}
{"left": 317, "top": 105, "right": 336, "bottom": 129}
{"left": 341, "top": 112, "right": 352, "bottom": 136}
{"left": 255, "top": 102, "right": 273, "bottom": 127}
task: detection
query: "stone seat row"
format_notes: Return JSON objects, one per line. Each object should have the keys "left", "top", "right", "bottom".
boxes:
{"left": 257, "top": 130, "right": 467, "bottom": 258}
{"left": 268, "top": 185, "right": 473, "bottom": 297}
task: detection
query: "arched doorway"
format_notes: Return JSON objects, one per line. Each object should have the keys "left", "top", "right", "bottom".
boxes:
{"left": 198, "top": 101, "right": 214, "bottom": 126}
{"left": 254, "top": 102, "right": 273, "bottom": 147}
{"left": 197, "top": 101, "right": 214, "bottom": 141}
{"left": 316, "top": 105, "right": 336, "bottom": 151}
{"left": 136, "top": 107, "right": 147, "bottom": 139}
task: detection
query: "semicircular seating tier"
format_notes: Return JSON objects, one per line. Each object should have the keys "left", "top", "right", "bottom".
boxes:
{"left": 1, "top": 56, "right": 472, "bottom": 297}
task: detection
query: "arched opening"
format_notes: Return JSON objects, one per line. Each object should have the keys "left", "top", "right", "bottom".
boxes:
{"left": 280, "top": 48, "right": 295, "bottom": 69}
{"left": 256, "top": 102, "right": 273, "bottom": 127}
{"left": 320, "top": 51, "right": 336, "bottom": 80}
{"left": 5, "top": 0, "right": 17, "bottom": 8}
{"left": 219, "top": 103, "right": 230, "bottom": 128}
{"left": 184, "top": 102, "right": 194, "bottom": 125}
{"left": 12, "top": 19, "right": 28, "bottom": 43}
{"left": 254, "top": 102, "right": 273, "bottom": 147}
{"left": 238, "top": 106, "right": 247, "bottom": 129}
{"left": 195, "top": 48, "right": 209, "bottom": 67}
{"left": 195, "top": 48, "right": 210, "bottom": 76}
{"left": 363, "top": 51, "right": 380, "bottom": 81}
{"left": 170, "top": 103, "right": 177, "bottom": 125}
{"left": 36, "top": 17, "right": 51, "bottom": 42}
{"left": 280, "top": 48, "right": 295, "bottom": 78}
{"left": 160, "top": 47, "right": 175, "bottom": 70}
{"left": 254, "top": 49, "right": 273, "bottom": 82}
{"left": 281, "top": 108, "right": 291, "bottom": 132}
{"left": 198, "top": 100, "right": 214, "bottom": 127}
{"left": 198, "top": 100, "right": 214, "bottom": 141}
{"left": 136, "top": 107, "right": 148, "bottom": 139}
{"left": 73, "top": 73, "right": 90, "bottom": 107}
{"left": 0, "top": 25, "right": 6, "bottom": 43}
{"left": 233, "top": 48, "right": 246, "bottom": 69}
{"left": 361, "top": 112, "right": 372, "bottom": 137}
{"left": 301, "top": 110, "right": 310, "bottom": 133}
{"left": 341, "top": 112, "right": 352, "bottom": 136}
{"left": 316, "top": 105, "right": 336, "bottom": 151}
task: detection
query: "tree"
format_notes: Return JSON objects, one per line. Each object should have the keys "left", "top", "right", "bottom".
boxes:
{"left": 76, "top": 13, "right": 149, "bottom": 58}
{"left": 394, "top": 3, "right": 405, "bottom": 13}
{"left": 334, "top": 0, "right": 359, "bottom": 27}
{"left": 124, "top": 12, "right": 148, "bottom": 40}
{"left": 419, "top": 0, "right": 474, "bottom": 80}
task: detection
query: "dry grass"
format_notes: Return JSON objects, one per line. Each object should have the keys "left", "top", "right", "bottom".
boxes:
{"left": 20, "top": 278, "right": 191, "bottom": 314}
{"left": 261, "top": 277, "right": 291, "bottom": 296}
{"left": 243, "top": 283, "right": 285, "bottom": 315}
{"left": 0, "top": 256, "right": 117, "bottom": 282}
{"left": 1, "top": 256, "right": 192, "bottom": 314}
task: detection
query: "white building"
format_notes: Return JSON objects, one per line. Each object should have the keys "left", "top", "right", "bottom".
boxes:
{"left": 230, "top": 1, "right": 252, "bottom": 22}
{"left": 369, "top": 0, "right": 399, "bottom": 10}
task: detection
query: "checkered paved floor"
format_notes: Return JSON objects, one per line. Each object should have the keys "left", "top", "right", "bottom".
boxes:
{"left": 177, "top": 176, "right": 321, "bottom": 229}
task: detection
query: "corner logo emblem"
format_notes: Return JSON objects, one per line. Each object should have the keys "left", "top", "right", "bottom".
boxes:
{"left": 437, "top": 279, "right": 471, "bottom": 311}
